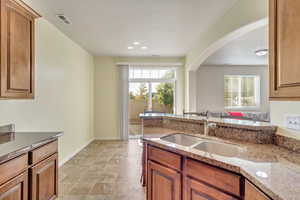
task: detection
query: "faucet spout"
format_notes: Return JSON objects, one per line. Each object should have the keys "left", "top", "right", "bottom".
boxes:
{"left": 204, "top": 121, "right": 217, "bottom": 136}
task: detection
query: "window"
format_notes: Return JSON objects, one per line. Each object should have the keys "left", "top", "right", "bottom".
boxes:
{"left": 129, "top": 67, "right": 175, "bottom": 80}
{"left": 224, "top": 75, "right": 260, "bottom": 109}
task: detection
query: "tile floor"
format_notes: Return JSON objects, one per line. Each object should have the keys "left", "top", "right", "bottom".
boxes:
{"left": 58, "top": 140, "right": 146, "bottom": 200}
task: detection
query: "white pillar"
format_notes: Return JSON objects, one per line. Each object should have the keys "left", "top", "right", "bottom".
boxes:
{"left": 185, "top": 69, "right": 197, "bottom": 112}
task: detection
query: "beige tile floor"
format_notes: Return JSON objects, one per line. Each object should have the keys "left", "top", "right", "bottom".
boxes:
{"left": 58, "top": 140, "right": 146, "bottom": 200}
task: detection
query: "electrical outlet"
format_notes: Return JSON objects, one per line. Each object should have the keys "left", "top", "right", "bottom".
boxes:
{"left": 285, "top": 115, "right": 300, "bottom": 130}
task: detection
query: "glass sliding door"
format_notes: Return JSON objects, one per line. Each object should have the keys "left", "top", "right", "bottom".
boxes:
{"left": 128, "top": 82, "right": 149, "bottom": 137}
{"left": 128, "top": 67, "right": 176, "bottom": 137}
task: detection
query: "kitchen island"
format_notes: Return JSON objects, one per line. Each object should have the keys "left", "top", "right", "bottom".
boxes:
{"left": 143, "top": 133, "right": 300, "bottom": 200}
{"left": 140, "top": 113, "right": 277, "bottom": 144}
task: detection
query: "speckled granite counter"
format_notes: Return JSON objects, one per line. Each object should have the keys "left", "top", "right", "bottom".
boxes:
{"left": 0, "top": 132, "right": 63, "bottom": 164}
{"left": 140, "top": 113, "right": 277, "bottom": 144}
{"left": 143, "top": 134, "right": 300, "bottom": 200}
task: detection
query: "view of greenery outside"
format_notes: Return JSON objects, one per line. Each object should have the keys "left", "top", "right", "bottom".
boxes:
{"left": 154, "top": 83, "right": 174, "bottom": 111}
{"left": 224, "top": 76, "right": 257, "bottom": 108}
{"left": 130, "top": 83, "right": 149, "bottom": 101}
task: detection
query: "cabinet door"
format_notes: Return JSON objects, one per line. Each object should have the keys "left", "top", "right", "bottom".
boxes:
{"left": 30, "top": 153, "right": 58, "bottom": 200}
{"left": 0, "top": 0, "right": 39, "bottom": 99}
{"left": 147, "top": 161, "right": 181, "bottom": 200}
{"left": 184, "top": 177, "right": 237, "bottom": 200}
{"left": 245, "top": 181, "right": 270, "bottom": 200}
{"left": 0, "top": 172, "right": 28, "bottom": 200}
{"left": 270, "top": 0, "right": 300, "bottom": 99}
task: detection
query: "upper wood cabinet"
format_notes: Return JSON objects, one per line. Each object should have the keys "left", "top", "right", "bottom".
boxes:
{"left": 0, "top": 0, "right": 40, "bottom": 99}
{"left": 269, "top": 0, "right": 300, "bottom": 100}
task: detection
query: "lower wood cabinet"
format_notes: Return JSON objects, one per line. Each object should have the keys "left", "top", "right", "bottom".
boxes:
{"left": 0, "top": 172, "right": 28, "bottom": 200}
{"left": 147, "top": 161, "right": 181, "bottom": 200}
{"left": 184, "top": 177, "right": 237, "bottom": 200}
{"left": 0, "top": 140, "right": 59, "bottom": 200}
{"left": 145, "top": 144, "right": 273, "bottom": 200}
{"left": 245, "top": 181, "right": 270, "bottom": 200}
{"left": 30, "top": 153, "right": 58, "bottom": 200}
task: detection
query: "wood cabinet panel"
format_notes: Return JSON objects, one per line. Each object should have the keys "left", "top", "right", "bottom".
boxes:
{"left": 0, "top": 172, "right": 28, "bottom": 200}
{"left": 245, "top": 181, "right": 270, "bottom": 200}
{"left": 30, "top": 140, "right": 58, "bottom": 165}
{"left": 147, "top": 161, "right": 181, "bottom": 200}
{"left": 0, "top": 0, "right": 40, "bottom": 99}
{"left": 0, "top": 154, "right": 27, "bottom": 185}
{"left": 184, "top": 177, "right": 238, "bottom": 200}
{"left": 185, "top": 158, "right": 241, "bottom": 197}
{"left": 30, "top": 153, "right": 58, "bottom": 200}
{"left": 148, "top": 145, "right": 181, "bottom": 171}
{"left": 269, "top": 0, "right": 300, "bottom": 99}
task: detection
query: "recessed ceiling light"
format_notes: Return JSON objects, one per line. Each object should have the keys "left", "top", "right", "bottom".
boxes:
{"left": 128, "top": 46, "right": 134, "bottom": 50}
{"left": 141, "top": 46, "right": 148, "bottom": 50}
{"left": 255, "top": 49, "right": 268, "bottom": 56}
{"left": 133, "top": 42, "right": 140, "bottom": 45}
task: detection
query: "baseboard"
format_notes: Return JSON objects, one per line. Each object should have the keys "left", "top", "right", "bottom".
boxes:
{"left": 59, "top": 138, "right": 94, "bottom": 167}
{"left": 94, "top": 137, "right": 121, "bottom": 141}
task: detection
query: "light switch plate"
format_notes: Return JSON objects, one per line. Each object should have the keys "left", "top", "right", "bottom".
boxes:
{"left": 285, "top": 115, "right": 300, "bottom": 130}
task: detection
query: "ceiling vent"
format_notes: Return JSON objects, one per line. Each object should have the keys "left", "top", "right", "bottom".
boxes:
{"left": 56, "top": 14, "right": 71, "bottom": 25}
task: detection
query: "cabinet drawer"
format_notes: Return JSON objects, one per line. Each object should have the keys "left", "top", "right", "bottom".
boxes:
{"left": 30, "top": 140, "right": 58, "bottom": 165}
{"left": 185, "top": 159, "right": 241, "bottom": 197}
{"left": 148, "top": 145, "right": 181, "bottom": 170}
{"left": 0, "top": 154, "right": 28, "bottom": 185}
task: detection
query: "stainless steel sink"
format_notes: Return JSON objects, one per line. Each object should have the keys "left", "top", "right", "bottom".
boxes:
{"left": 193, "top": 141, "right": 242, "bottom": 157}
{"left": 161, "top": 134, "right": 201, "bottom": 147}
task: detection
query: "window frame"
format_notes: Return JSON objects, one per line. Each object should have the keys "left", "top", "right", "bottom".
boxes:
{"left": 224, "top": 75, "right": 261, "bottom": 110}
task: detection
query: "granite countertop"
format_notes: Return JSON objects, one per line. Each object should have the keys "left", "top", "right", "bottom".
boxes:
{"left": 143, "top": 134, "right": 300, "bottom": 200}
{"left": 0, "top": 132, "right": 63, "bottom": 164}
{"left": 140, "top": 113, "right": 277, "bottom": 131}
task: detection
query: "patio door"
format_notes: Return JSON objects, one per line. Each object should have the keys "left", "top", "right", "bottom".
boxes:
{"left": 128, "top": 67, "right": 176, "bottom": 137}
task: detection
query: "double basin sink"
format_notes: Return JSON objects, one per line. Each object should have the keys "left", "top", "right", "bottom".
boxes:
{"left": 161, "top": 133, "right": 243, "bottom": 157}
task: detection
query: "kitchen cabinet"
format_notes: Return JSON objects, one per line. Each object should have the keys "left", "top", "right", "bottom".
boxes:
{"left": 269, "top": 0, "right": 300, "bottom": 99}
{"left": 184, "top": 177, "right": 237, "bottom": 200}
{"left": 0, "top": 140, "right": 58, "bottom": 200}
{"left": 0, "top": 0, "right": 40, "bottom": 99}
{"left": 144, "top": 143, "right": 272, "bottom": 200}
{"left": 147, "top": 161, "right": 181, "bottom": 200}
{"left": 245, "top": 181, "right": 271, "bottom": 200}
{"left": 30, "top": 153, "right": 58, "bottom": 200}
{"left": 0, "top": 172, "right": 28, "bottom": 200}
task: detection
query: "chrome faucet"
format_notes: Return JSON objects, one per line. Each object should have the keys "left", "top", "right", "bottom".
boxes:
{"left": 204, "top": 121, "right": 217, "bottom": 136}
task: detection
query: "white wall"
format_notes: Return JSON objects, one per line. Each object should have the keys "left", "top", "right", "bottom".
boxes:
{"left": 196, "top": 65, "right": 269, "bottom": 112}
{"left": 94, "top": 57, "right": 120, "bottom": 140}
{"left": 270, "top": 102, "right": 300, "bottom": 140}
{"left": 186, "top": 0, "right": 267, "bottom": 70}
{"left": 0, "top": 19, "right": 95, "bottom": 164}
